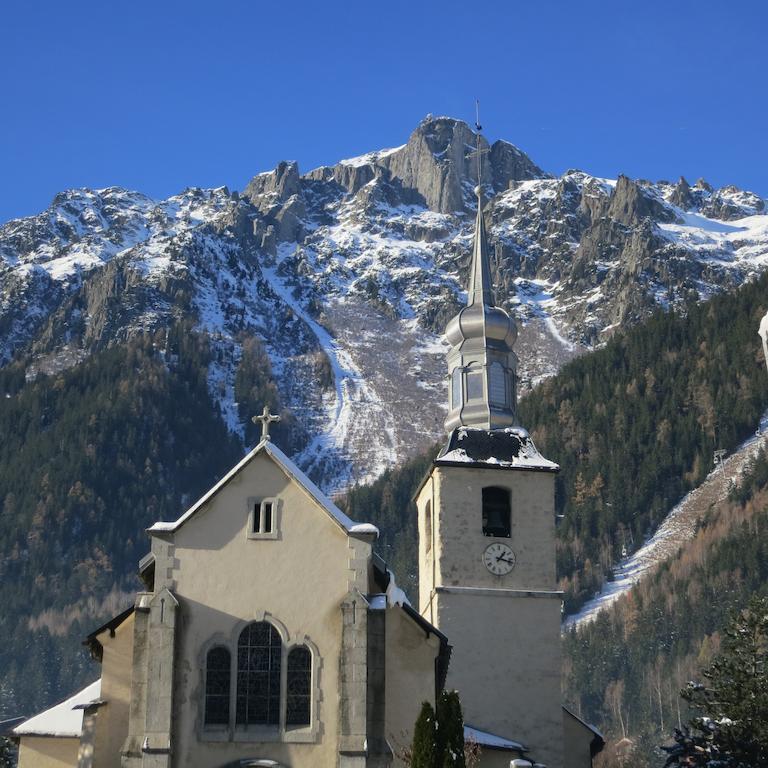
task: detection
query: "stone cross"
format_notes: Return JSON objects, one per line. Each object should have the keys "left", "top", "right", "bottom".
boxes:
{"left": 253, "top": 405, "right": 281, "bottom": 442}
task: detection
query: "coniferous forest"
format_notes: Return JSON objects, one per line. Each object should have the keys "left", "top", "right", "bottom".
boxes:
{"left": 344, "top": 272, "right": 768, "bottom": 613}
{"left": 0, "top": 324, "right": 242, "bottom": 716}
{"left": 3, "top": 270, "right": 768, "bottom": 764}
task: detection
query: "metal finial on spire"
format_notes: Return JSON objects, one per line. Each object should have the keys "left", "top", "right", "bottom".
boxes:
{"left": 473, "top": 99, "right": 486, "bottom": 195}
{"left": 475, "top": 99, "right": 483, "bottom": 189}
{"left": 253, "top": 405, "right": 280, "bottom": 442}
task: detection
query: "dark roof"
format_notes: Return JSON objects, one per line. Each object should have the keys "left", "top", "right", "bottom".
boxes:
{"left": 83, "top": 605, "right": 135, "bottom": 662}
{"left": 371, "top": 553, "right": 451, "bottom": 694}
{"left": 436, "top": 427, "right": 558, "bottom": 472}
{"left": 413, "top": 427, "right": 559, "bottom": 498}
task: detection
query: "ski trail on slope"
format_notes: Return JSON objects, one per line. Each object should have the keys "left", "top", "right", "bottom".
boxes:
{"left": 261, "top": 251, "right": 397, "bottom": 493}
{"left": 563, "top": 411, "right": 768, "bottom": 632}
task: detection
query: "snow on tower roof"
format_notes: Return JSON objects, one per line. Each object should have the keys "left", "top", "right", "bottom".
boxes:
{"left": 13, "top": 679, "right": 101, "bottom": 738}
{"left": 147, "top": 440, "right": 378, "bottom": 537}
{"left": 436, "top": 426, "right": 559, "bottom": 472}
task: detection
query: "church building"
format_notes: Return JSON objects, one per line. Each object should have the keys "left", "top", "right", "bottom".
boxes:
{"left": 11, "top": 138, "right": 603, "bottom": 768}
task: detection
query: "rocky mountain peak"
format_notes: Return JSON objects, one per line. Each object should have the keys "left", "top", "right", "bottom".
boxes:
{"left": 243, "top": 160, "right": 302, "bottom": 206}
{"left": 1, "top": 117, "right": 767, "bottom": 493}
{"left": 608, "top": 174, "right": 677, "bottom": 225}
{"left": 669, "top": 176, "right": 693, "bottom": 209}
{"left": 378, "top": 115, "right": 546, "bottom": 214}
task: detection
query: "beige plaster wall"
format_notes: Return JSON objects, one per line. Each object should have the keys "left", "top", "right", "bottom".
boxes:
{"left": 17, "top": 735, "right": 80, "bottom": 768}
{"left": 563, "top": 710, "right": 595, "bottom": 768}
{"left": 92, "top": 613, "right": 134, "bottom": 767}
{"left": 159, "top": 451, "right": 369, "bottom": 768}
{"left": 383, "top": 606, "right": 440, "bottom": 765}
{"left": 436, "top": 592, "right": 563, "bottom": 768}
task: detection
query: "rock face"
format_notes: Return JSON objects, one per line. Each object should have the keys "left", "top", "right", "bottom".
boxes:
{"left": 1, "top": 115, "right": 767, "bottom": 491}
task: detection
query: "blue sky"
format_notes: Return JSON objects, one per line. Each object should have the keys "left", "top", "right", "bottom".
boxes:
{"left": 1, "top": 0, "right": 766, "bottom": 223}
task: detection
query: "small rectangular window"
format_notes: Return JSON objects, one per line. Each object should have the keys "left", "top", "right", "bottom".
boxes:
{"left": 247, "top": 497, "right": 279, "bottom": 540}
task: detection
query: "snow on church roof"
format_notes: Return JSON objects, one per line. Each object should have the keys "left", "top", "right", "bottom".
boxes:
{"left": 147, "top": 440, "right": 378, "bottom": 537}
{"left": 464, "top": 724, "right": 526, "bottom": 752}
{"left": 13, "top": 679, "right": 101, "bottom": 738}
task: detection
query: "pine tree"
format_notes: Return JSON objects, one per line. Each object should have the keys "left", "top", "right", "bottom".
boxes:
{"left": 0, "top": 736, "right": 15, "bottom": 768}
{"left": 437, "top": 690, "right": 466, "bottom": 768}
{"left": 663, "top": 594, "right": 768, "bottom": 766}
{"left": 410, "top": 701, "right": 437, "bottom": 768}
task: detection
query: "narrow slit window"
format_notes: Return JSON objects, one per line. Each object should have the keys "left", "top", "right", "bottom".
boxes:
{"left": 262, "top": 501, "right": 273, "bottom": 533}
{"left": 482, "top": 486, "right": 511, "bottom": 538}
{"left": 252, "top": 502, "right": 262, "bottom": 534}
{"left": 425, "top": 500, "right": 432, "bottom": 553}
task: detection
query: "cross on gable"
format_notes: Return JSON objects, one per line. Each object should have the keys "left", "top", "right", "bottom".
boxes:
{"left": 253, "top": 405, "right": 281, "bottom": 442}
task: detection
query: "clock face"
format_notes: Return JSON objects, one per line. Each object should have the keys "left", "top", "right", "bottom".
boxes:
{"left": 483, "top": 542, "right": 516, "bottom": 575}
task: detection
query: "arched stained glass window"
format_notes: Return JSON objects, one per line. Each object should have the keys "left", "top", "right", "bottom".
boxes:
{"left": 204, "top": 646, "right": 231, "bottom": 725}
{"left": 286, "top": 646, "right": 312, "bottom": 727}
{"left": 236, "top": 622, "right": 282, "bottom": 726}
{"left": 482, "top": 486, "right": 511, "bottom": 538}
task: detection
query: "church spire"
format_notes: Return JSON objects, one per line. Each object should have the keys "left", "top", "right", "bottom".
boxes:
{"left": 442, "top": 110, "right": 519, "bottom": 434}
{"left": 467, "top": 186, "right": 496, "bottom": 308}
{"left": 467, "top": 101, "right": 495, "bottom": 309}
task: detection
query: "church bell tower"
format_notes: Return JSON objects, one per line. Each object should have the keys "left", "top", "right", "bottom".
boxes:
{"left": 415, "top": 126, "right": 564, "bottom": 768}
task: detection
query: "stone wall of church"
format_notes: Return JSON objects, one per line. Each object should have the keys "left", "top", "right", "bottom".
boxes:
{"left": 429, "top": 465, "right": 557, "bottom": 594}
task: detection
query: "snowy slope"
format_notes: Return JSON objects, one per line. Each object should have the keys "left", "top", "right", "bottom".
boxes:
{"left": 1, "top": 116, "right": 767, "bottom": 492}
{"left": 563, "top": 411, "right": 768, "bottom": 631}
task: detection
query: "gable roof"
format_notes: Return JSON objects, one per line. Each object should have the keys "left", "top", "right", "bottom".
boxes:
{"left": 13, "top": 680, "right": 101, "bottom": 738}
{"left": 83, "top": 605, "right": 135, "bottom": 661}
{"left": 147, "top": 440, "right": 376, "bottom": 537}
{"left": 563, "top": 706, "right": 606, "bottom": 756}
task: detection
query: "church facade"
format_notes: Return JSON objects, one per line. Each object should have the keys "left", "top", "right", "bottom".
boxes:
{"left": 11, "top": 146, "right": 603, "bottom": 768}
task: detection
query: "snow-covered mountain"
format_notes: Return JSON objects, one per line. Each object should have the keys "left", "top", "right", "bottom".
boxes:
{"left": 1, "top": 116, "right": 767, "bottom": 492}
